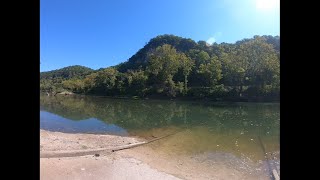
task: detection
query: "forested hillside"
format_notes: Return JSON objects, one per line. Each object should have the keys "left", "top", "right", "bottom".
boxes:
{"left": 40, "top": 34, "right": 280, "bottom": 101}
{"left": 40, "top": 65, "right": 94, "bottom": 79}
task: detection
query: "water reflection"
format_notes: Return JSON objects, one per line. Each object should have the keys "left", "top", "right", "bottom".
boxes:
{"left": 40, "top": 111, "right": 128, "bottom": 135}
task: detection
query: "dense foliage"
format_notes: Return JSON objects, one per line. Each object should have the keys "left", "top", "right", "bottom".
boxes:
{"left": 40, "top": 35, "right": 280, "bottom": 101}
{"left": 40, "top": 65, "right": 94, "bottom": 79}
{"left": 40, "top": 65, "right": 94, "bottom": 92}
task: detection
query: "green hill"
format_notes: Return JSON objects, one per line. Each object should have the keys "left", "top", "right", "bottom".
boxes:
{"left": 40, "top": 34, "right": 280, "bottom": 101}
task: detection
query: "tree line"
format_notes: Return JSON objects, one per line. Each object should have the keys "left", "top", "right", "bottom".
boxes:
{"left": 40, "top": 34, "right": 280, "bottom": 101}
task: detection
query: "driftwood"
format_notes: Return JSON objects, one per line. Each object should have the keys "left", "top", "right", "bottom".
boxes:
{"left": 111, "top": 131, "right": 179, "bottom": 152}
{"left": 272, "top": 169, "right": 280, "bottom": 180}
{"left": 40, "top": 147, "right": 114, "bottom": 158}
{"left": 40, "top": 131, "right": 181, "bottom": 158}
{"left": 257, "top": 136, "right": 280, "bottom": 180}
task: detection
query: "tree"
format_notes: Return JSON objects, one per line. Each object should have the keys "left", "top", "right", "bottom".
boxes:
{"left": 220, "top": 51, "right": 248, "bottom": 96}
{"left": 178, "top": 53, "right": 194, "bottom": 94}
{"left": 115, "top": 72, "right": 126, "bottom": 95}
{"left": 83, "top": 73, "right": 98, "bottom": 93}
{"left": 94, "top": 68, "right": 119, "bottom": 95}
{"left": 126, "top": 70, "right": 148, "bottom": 96}
{"left": 237, "top": 37, "right": 280, "bottom": 96}
{"left": 197, "top": 56, "right": 222, "bottom": 87}
{"left": 146, "top": 44, "right": 180, "bottom": 96}
{"left": 62, "top": 78, "right": 84, "bottom": 93}
{"left": 187, "top": 50, "right": 210, "bottom": 67}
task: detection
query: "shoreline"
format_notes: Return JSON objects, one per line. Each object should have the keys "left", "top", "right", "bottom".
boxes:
{"left": 40, "top": 129, "right": 144, "bottom": 152}
{"left": 40, "top": 129, "right": 181, "bottom": 180}
{"left": 40, "top": 129, "right": 274, "bottom": 180}
{"left": 41, "top": 92, "right": 280, "bottom": 103}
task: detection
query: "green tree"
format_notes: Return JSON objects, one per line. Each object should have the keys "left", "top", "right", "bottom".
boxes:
{"left": 178, "top": 53, "right": 194, "bottom": 94}
{"left": 126, "top": 70, "right": 148, "bottom": 96}
{"left": 62, "top": 78, "right": 85, "bottom": 93}
{"left": 197, "top": 56, "right": 222, "bottom": 87}
{"left": 187, "top": 50, "right": 210, "bottom": 67}
{"left": 146, "top": 44, "right": 180, "bottom": 96}
{"left": 95, "top": 68, "right": 119, "bottom": 95}
{"left": 83, "top": 73, "right": 98, "bottom": 93}
{"left": 237, "top": 37, "right": 280, "bottom": 96}
{"left": 220, "top": 51, "right": 248, "bottom": 96}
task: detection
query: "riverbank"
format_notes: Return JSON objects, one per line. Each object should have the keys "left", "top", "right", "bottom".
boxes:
{"left": 40, "top": 130, "right": 180, "bottom": 180}
{"left": 40, "top": 130, "right": 274, "bottom": 180}
{"left": 41, "top": 91, "right": 279, "bottom": 103}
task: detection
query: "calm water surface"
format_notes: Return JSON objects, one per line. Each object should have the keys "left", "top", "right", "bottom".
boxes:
{"left": 40, "top": 94, "right": 280, "bottom": 178}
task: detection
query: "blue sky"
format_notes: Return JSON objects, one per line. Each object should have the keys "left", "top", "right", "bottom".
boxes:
{"left": 40, "top": 0, "right": 280, "bottom": 72}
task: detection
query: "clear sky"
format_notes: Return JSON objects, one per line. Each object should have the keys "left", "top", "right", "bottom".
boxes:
{"left": 40, "top": 0, "right": 280, "bottom": 72}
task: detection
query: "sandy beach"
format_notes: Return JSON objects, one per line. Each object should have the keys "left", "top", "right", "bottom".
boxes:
{"left": 40, "top": 130, "right": 182, "bottom": 180}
